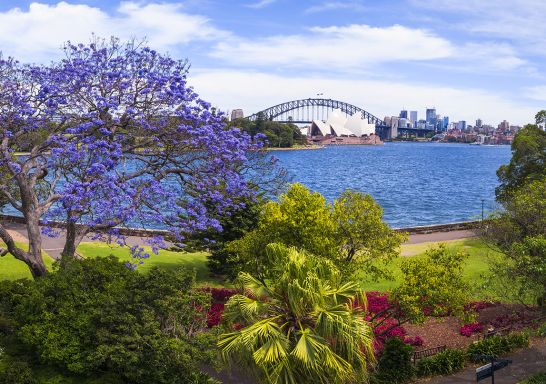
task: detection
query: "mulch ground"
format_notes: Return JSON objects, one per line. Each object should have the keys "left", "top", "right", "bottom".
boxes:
{"left": 404, "top": 304, "right": 544, "bottom": 352}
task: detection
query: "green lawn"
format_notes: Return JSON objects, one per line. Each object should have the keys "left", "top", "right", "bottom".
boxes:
{"left": 0, "top": 242, "right": 55, "bottom": 281}
{"left": 359, "top": 238, "right": 501, "bottom": 298}
{"left": 1, "top": 238, "right": 501, "bottom": 296}
{"left": 76, "top": 242, "right": 223, "bottom": 286}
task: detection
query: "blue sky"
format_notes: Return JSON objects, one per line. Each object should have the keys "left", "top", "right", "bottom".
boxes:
{"left": 0, "top": 1, "right": 544, "bottom": 125}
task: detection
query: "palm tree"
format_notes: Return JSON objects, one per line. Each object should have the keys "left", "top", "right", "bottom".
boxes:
{"left": 218, "top": 244, "right": 374, "bottom": 384}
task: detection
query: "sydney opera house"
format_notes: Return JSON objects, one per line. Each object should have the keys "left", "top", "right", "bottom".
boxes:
{"left": 308, "top": 109, "right": 382, "bottom": 145}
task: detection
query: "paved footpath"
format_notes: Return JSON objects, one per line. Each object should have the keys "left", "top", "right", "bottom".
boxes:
{"left": 2, "top": 223, "right": 478, "bottom": 259}
{"left": 424, "top": 338, "right": 546, "bottom": 384}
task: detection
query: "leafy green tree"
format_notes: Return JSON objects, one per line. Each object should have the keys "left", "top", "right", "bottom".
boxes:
{"left": 484, "top": 177, "right": 546, "bottom": 307}
{"left": 218, "top": 244, "right": 374, "bottom": 384}
{"left": 393, "top": 245, "right": 473, "bottom": 324}
{"left": 333, "top": 191, "right": 405, "bottom": 278}
{"left": 228, "top": 184, "right": 404, "bottom": 280}
{"left": 0, "top": 256, "right": 217, "bottom": 383}
{"left": 496, "top": 125, "right": 546, "bottom": 201}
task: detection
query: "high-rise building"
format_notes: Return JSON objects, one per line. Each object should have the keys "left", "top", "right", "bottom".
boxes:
{"left": 426, "top": 108, "right": 436, "bottom": 124}
{"left": 476, "top": 118, "right": 483, "bottom": 128}
{"left": 443, "top": 116, "right": 449, "bottom": 131}
{"left": 399, "top": 110, "right": 408, "bottom": 119}
{"left": 410, "top": 111, "right": 418, "bottom": 124}
{"left": 230, "top": 109, "right": 244, "bottom": 121}
{"left": 457, "top": 120, "right": 467, "bottom": 130}
{"left": 498, "top": 120, "right": 510, "bottom": 131}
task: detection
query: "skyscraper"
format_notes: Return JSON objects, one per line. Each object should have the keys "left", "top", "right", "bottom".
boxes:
{"left": 399, "top": 110, "right": 408, "bottom": 119}
{"left": 476, "top": 118, "right": 483, "bottom": 128}
{"left": 443, "top": 116, "right": 449, "bottom": 131}
{"left": 410, "top": 111, "right": 418, "bottom": 124}
{"left": 426, "top": 108, "right": 436, "bottom": 128}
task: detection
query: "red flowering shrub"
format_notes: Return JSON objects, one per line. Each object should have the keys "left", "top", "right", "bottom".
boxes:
{"left": 459, "top": 322, "right": 484, "bottom": 337}
{"left": 207, "top": 303, "right": 225, "bottom": 327}
{"left": 465, "top": 301, "right": 496, "bottom": 313}
{"left": 366, "top": 291, "right": 392, "bottom": 314}
{"left": 404, "top": 336, "right": 424, "bottom": 347}
{"left": 199, "top": 287, "right": 237, "bottom": 302}
{"left": 198, "top": 287, "right": 238, "bottom": 328}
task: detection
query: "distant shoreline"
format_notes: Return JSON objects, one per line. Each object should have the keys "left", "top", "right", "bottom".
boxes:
{"left": 266, "top": 145, "right": 324, "bottom": 151}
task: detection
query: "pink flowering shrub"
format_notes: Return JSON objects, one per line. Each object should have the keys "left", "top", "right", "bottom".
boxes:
{"left": 198, "top": 287, "right": 238, "bottom": 328}
{"left": 459, "top": 322, "right": 484, "bottom": 337}
{"left": 404, "top": 336, "right": 424, "bottom": 347}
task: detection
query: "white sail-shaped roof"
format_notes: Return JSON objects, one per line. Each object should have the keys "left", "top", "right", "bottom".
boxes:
{"left": 310, "top": 109, "right": 376, "bottom": 137}
{"left": 311, "top": 120, "right": 331, "bottom": 136}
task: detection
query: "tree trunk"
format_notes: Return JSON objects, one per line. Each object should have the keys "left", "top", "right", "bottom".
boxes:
{"left": 24, "top": 212, "right": 47, "bottom": 277}
{"left": 0, "top": 222, "right": 46, "bottom": 278}
{"left": 61, "top": 220, "right": 87, "bottom": 258}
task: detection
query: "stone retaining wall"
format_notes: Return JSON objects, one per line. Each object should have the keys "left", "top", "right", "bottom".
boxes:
{"left": 1, "top": 213, "right": 480, "bottom": 238}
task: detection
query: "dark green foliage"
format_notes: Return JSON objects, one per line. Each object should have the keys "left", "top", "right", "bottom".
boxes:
{"left": 0, "top": 361, "right": 35, "bottom": 384}
{"left": 416, "top": 349, "right": 467, "bottom": 377}
{"left": 374, "top": 337, "right": 415, "bottom": 383}
{"left": 183, "top": 195, "right": 263, "bottom": 279}
{"left": 229, "top": 118, "right": 305, "bottom": 148}
{"left": 0, "top": 256, "right": 217, "bottom": 384}
{"left": 496, "top": 124, "right": 546, "bottom": 201}
{"left": 467, "top": 333, "right": 530, "bottom": 362}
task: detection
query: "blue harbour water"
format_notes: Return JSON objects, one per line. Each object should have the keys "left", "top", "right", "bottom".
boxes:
{"left": 272, "top": 142, "right": 511, "bottom": 228}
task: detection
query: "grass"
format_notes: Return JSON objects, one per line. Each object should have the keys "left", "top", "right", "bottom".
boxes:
{"left": 0, "top": 242, "right": 55, "bottom": 281}
{"left": 359, "top": 237, "right": 501, "bottom": 298}
{"left": 76, "top": 242, "right": 223, "bottom": 286}
{"left": 520, "top": 372, "right": 546, "bottom": 384}
{"left": 1, "top": 237, "right": 501, "bottom": 295}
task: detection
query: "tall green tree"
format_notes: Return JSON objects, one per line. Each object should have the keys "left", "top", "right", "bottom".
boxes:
{"left": 496, "top": 124, "right": 546, "bottom": 201}
{"left": 228, "top": 184, "right": 404, "bottom": 280}
{"left": 484, "top": 177, "right": 546, "bottom": 307}
{"left": 218, "top": 244, "right": 374, "bottom": 384}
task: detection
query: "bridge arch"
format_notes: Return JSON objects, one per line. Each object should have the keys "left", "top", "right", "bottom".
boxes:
{"left": 246, "top": 98, "right": 384, "bottom": 125}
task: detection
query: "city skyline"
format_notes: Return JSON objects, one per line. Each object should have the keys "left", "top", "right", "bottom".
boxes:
{"left": 0, "top": 1, "right": 544, "bottom": 125}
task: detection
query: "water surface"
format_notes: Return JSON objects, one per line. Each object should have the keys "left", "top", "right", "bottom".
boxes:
{"left": 272, "top": 142, "right": 511, "bottom": 228}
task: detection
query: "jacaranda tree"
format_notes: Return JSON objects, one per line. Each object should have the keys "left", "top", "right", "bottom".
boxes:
{"left": 219, "top": 244, "right": 375, "bottom": 384}
{"left": 0, "top": 37, "right": 265, "bottom": 277}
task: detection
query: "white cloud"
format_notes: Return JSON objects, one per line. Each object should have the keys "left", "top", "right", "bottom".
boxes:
{"left": 0, "top": 1, "right": 228, "bottom": 62}
{"left": 411, "top": 0, "right": 546, "bottom": 54}
{"left": 211, "top": 24, "right": 453, "bottom": 69}
{"left": 246, "top": 0, "right": 277, "bottom": 9}
{"left": 524, "top": 85, "right": 546, "bottom": 101}
{"left": 189, "top": 69, "right": 538, "bottom": 125}
{"left": 305, "top": 1, "right": 367, "bottom": 14}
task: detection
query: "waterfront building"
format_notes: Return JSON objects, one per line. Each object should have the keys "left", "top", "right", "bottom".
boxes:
{"left": 410, "top": 111, "right": 418, "bottom": 124}
{"left": 230, "top": 109, "right": 244, "bottom": 120}
{"left": 498, "top": 120, "right": 510, "bottom": 131}
{"left": 426, "top": 108, "right": 436, "bottom": 124}
{"left": 310, "top": 109, "right": 376, "bottom": 137}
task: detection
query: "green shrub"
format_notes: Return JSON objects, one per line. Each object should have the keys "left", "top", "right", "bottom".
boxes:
{"left": 0, "top": 361, "right": 35, "bottom": 384}
{"left": 0, "top": 256, "right": 217, "bottom": 384}
{"left": 373, "top": 337, "right": 416, "bottom": 383}
{"left": 467, "top": 333, "right": 530, "bottom": 362}
{"left": 416, "top": 349, "right": 467, "bottom": 377}
{"left": 521, "top": 372, "right": 546, "bottom": 384}
{"left": 537, "top": 323, "right": 546, "bottom": 337}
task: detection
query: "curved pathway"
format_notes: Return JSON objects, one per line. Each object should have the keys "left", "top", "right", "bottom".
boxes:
{"left": 424, "top": 338, "right": 546, "bottom": 384}
{"left": 2, "top": 222, "right": 478, "bottom": 259}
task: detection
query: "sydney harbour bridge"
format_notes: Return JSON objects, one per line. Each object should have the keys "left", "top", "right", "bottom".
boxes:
{"left": 246, "top": 98, "right": 435, "bottom": 138}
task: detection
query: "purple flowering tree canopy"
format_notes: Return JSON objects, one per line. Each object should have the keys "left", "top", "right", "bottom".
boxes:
{"left": 0, "top": 37, "right": 267, "bottom": 277}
